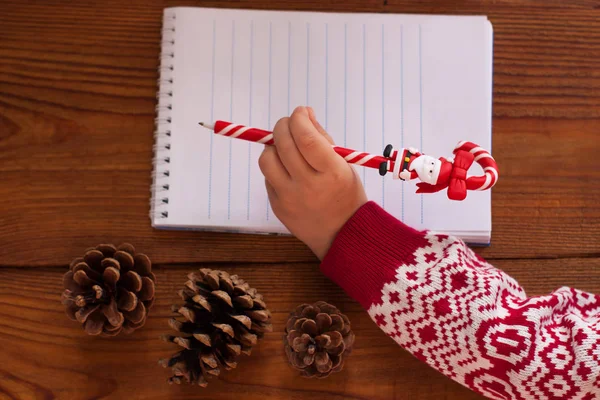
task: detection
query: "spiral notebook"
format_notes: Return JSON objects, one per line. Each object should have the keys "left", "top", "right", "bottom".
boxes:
{"left": 152, "top": 7, "right": 494, "bottom": 244}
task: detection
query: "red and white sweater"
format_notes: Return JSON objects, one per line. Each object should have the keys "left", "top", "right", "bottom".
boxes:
{"left": 321, "top": 202, "right": 600, "bottom": 400}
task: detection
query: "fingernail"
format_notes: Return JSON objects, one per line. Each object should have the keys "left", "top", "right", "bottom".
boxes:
{"left": 307, "top": 106, "right": 315, "bottom": 118}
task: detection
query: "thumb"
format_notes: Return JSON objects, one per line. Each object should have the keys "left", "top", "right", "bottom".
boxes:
{"left": 307, "top": 107, "right": 334, "bottom": 145}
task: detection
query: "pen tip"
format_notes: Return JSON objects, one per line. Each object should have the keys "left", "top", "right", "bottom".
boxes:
{"left": 198, "top": 121, "right": 215, "bottom": 130}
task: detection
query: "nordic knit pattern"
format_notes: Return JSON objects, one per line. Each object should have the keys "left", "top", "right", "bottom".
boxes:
{"left": 321, "top": 202, "right": 600, "bottom": 400}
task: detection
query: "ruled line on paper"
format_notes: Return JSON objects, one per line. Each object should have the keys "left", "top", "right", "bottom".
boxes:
{"left": 266, "top": 21, "right": 272, "bottom": 221}
{"left": 400, "top": 25, "right": 404, "bottom": 222}
{"left": 325, "top": 23, "right": 329, "bottom": 130}
{"left": 208, "top": 19, "right": 217, "bottom": 219}
{"left": 381, "top": 23, "right": 385, "bottom": 209}
{"left": 362, "top": 23, "right": 366, "bottom": 188}
{"left": 287, "top": 21, "right": 291, "bottom": 114}
{"left": 247, "top": 20, "right": 254, "bottom": 220}
{"left": 419, "top": 24, "right": 423, "bottom": 225}
{"left": 227, "top": 20, "right": 235, "bottom": 220}
{"left": 344, "top": 23, "right": 347, "bottom": 147}
{"left": 306, "top": 23, "right": 310, "bottom": 105}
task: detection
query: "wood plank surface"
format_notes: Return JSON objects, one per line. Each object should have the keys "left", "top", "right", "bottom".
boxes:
{"left": 0, "top": 0, "right": 599, "bottom": 399}
{"left": 1, "top": 259, "right": 598, "bottom": 400}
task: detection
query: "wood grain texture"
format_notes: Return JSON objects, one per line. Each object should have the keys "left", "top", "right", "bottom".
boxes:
{"left": 1, "top": 259, "right": 598, "bottom": 400}
{"left": 0, "top": 0, "right": 599, "bottom": 398}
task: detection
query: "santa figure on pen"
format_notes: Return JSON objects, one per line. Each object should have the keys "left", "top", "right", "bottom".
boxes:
{"left": 382, "top": 141, "right": 499, "bottom": 201}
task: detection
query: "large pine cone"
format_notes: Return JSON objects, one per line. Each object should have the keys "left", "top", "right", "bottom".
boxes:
{"left": 159, "top": 268, "right": 272, "bottom": 387}
{"left": 284, "top": 301, "right": 355, "bottom": 378}
{"left": 61, "top": 243, "right": 156, "bottom": 336}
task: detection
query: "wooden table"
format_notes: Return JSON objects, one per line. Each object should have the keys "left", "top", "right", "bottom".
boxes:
{"left": 1, "top": 0, "right": 598, "bottom": 399}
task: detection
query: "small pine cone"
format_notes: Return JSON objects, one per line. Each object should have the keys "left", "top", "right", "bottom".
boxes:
{"left": 159, "top": 268, "right": 272, "bottom": 387}
{"left": 284, "top": 301, "right": 355, "bottom": 378}
{"left": 61, "top": 243, "right": 156, "bottom": 336}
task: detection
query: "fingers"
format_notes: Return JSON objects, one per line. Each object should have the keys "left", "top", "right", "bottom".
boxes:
{"left": 289, "top": 106, "right": 341, "bottom": 172}
{"left": 265, "top": 180, "right": 280, "bottom": 218}
{"left": 272, "top": 116, "right": 316, "bottom": 178}
{"left": 307, "top": 107, "right": 334, "bottom": 145}
{"left": 258, "top": 145, "right": 289, "bottom": 187}
{"left": 265, "top": 180, "right": 278, "bottom": 201}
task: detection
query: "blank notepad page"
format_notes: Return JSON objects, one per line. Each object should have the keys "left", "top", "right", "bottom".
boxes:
{"left": 153, "top": 7, "right": 493, "bottom": 242}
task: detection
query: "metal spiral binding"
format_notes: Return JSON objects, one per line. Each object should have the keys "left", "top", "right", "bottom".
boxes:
{"left": 150, "top": 12, "right": 176, "bottom": 221}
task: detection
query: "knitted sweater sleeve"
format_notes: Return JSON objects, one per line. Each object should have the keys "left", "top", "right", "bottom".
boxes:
{"left": 321, "top": 202, "right": 600, "bottom": 400}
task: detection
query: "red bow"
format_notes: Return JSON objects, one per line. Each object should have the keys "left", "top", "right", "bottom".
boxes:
{"left": 416, "top": 150, "right": 475, "bottom": 200}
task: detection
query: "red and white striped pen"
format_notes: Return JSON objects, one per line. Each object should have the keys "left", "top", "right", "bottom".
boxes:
{"left": 198, "top": 120, "right": 391, "bottom": 175}
{"left": 198, "top": 120, "right": 500, "bottom": 201}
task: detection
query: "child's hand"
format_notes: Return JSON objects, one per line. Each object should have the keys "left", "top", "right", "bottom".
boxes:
{"left": 259, "top": 106, "right": 367, "bottom": 259}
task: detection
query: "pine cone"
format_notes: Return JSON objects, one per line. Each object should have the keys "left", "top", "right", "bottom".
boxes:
{"left": 159, "top": 268, "right": 272, "bottom": 387}
{"left": 284, "top": 301, "right": 355, "bottom": 378}
{"left": 61, "top": 243, "right": 156, "bottom": 336}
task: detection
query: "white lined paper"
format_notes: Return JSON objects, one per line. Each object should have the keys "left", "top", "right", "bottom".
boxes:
{"left": 157, "top": 7, "right": 494, "bottom": 243}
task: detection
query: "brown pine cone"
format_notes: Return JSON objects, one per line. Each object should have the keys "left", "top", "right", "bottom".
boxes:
{"left": 159, "top": 268, "right": 272, "bottom": 387}
{"left": 61, "top": 243, "right": 156, "bottom": 336}
{"left": 284, "top": 301, "right": 355, "bottom": 378}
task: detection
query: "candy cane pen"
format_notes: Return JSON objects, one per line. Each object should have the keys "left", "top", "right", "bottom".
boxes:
{"left": 198, "top": 121, "right": 499, "bottom": 201}
{"left": 199, "top": 120, "right": 393, "bottom": 175}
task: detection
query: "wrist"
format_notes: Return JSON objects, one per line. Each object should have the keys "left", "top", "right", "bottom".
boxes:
{"left": 309, "top": 240, "right": 331, "bottom": 261}
{"left": 311, "top": 200, "right": 368, "bottom": 260}
{"left": 320, "top": 201, "right": 429, "bottom": 309}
